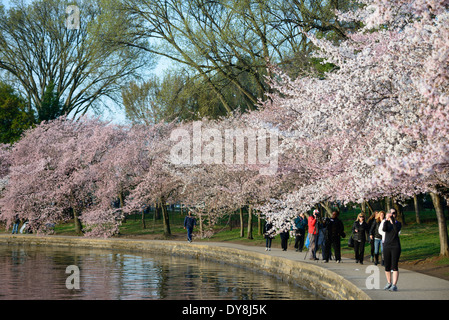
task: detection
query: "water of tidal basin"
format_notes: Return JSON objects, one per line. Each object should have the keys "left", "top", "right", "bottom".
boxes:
{"left": 0, "top": 244, "right": 322, "bottom": 300}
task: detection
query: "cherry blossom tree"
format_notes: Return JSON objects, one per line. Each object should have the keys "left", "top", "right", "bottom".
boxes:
{"left": 0, "top": 117, "right": 129, "bottom": 236}
{"left": 250, "top": 0, "right": 449, "bottom": 255}
{"left": 0, "top": 117, "right": 90, "bottom": 233}
{"left": 69, "top": 119, "right": 131, "bottom": 237}
{"left": 169, "top": 118, "right": 252, "bottom": 239}
{"left": 82, "top": 123, "right": 152, "bottom": 236}
{"left": 170, "top": 115, "right": 294, "bottom": 238}
{"left": 122, "top": 121, "right": 182, "bottom": 237}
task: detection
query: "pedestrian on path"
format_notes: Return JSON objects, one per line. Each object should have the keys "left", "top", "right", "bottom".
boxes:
{"left": 370, "top": 211, "right": 384, "bottom": 265}
{"left": 293, "top": 213, "right": 307, "bottom": 252}
{"left": 378, "top": 211, "right": 386, "bottom": 266}
{"left": 307, "top": 209, "right": 320, "bottom": 260}
{"left": 263, "top": 218, "right": 274, "bottom": 251}
{"left": 11, "top": 215, "right": 20, "bottom": 234}
{"left": 383, "top": 209, "right": 402, "bottom": 292}
{"left": 352, "top": 213, "right": 368, "bottom": 264}
{"left": 367, "top": 211, "right": 376, "bottom": 262}
{"left": 280, "top": 224, "right": 289, "bottom": 251}
{"left": 317, "top": 221, "right": 327, "bottom": 260}
{"left": 323, "top": 211, "right": 345, "bottom": 263}
{"left": 183, "top": 211, "right": 197, "bottom": 243}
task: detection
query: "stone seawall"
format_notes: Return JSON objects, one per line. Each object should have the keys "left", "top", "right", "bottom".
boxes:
{"left": 0, "top": 234, "right": 371, "bottom": 300}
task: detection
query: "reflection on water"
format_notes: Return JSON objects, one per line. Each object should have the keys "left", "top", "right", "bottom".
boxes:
{"left": 0, "top": 244, "right": 322, "bottom": 300}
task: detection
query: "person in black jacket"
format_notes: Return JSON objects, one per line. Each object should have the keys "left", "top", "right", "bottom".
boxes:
{"left": 367, "top": 211, "right": 376, "bottom": 262}
{"left": 323, "top": 211, "right": 345, "bottom": 263}
{"left": 264, "top": 218, "right": 275, "bottom": 251}
{"left": 280, "top": 223, "right": 290, "bottom": 251}
{"left": 383, "top": 209, "right": 402, "bottom": 291}
{"left": 183, "top": 211, "right": 197, "bottom": 243}
{"left": 352, "top": 213, "right": 368, "bottom": 264}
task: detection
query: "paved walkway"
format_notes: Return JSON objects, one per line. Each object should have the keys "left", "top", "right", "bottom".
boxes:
{"left": 190, "top": 241, "right": 449, "bottom": 300}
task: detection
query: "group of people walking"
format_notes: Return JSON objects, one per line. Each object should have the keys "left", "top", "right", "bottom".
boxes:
{"left": 352, "top": 211, "right": 383, "bottom": 265}
{"left": 351, "top": 209, "right": 402, "bottom": 290}
{"left": 264, "top": 209, "right": 345, "bottom": 262}
{"left": 263, "top": 208, "right": 402, "bottom": 291}
{"left": 350, "top": 208, "right": 402, "bottom": 291}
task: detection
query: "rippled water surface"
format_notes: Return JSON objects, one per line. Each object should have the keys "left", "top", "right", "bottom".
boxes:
{"left": 0, "top": 244, "right": 322, "bottom": 300}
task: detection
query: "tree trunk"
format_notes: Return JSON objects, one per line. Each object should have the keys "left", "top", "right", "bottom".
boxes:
{"left": 199, "top": 211, "right": 203, "bottom": 237}
{"left": 73, "top": 207, "right": 83, "bottom": 235}
{"left": 257, "top": 211, "right": 262, "bottom": 236}
{"left": 142, "top": 208, "right": 146, "bottom": 229}
{"left": 361, "top": 201, "right": 366, "bottom": 215}
{"left": 155, "top": 202, "right": 161, "bottom": 220}
{"left": 247, "top": 205, "right": 253, "bottom": 240}
{"left": 430, "top": 192, "right": 449, "bottom": 257}
{"left": 320, "top": 201, "right": 332, "bottom": 218}
{"left": 385, "top": 197, "right": 391, "bottom": 212}
{"left": 365, "top": 201, "right": 375, "bottom": 217}
{"left": 239, "top": 207, "right": 244, "bottom": 238}
{"left": 414, "top": 195, "right": 421, "bottom": 224}
{"left": 392, "top": 197, "right": 406, "bottom": 225}
{"left": 229, "top": 212, "right": 233, "bottom": 231}
{"left": 160, "top": 197, "right": 171, "bottom": 237}
{"left": 118, "top": 191, "right": 126, "bottom": 223}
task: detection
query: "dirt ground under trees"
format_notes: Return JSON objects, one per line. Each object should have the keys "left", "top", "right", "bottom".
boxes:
{"left": 399, "top": 256, "right": 449, "bottom": 281}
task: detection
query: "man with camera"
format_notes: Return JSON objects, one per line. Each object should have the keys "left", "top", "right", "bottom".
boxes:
{"left": 323, "top": 211, "right": 345, "bottom": 263}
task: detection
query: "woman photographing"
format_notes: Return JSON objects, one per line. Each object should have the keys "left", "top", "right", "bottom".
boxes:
{"left": 383, "top": 209, "right": 402, "bottom": 292}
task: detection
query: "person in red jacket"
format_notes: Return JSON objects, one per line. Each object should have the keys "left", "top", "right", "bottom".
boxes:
{"left": 307, "top": 209, "right": 320, "bottom": 260}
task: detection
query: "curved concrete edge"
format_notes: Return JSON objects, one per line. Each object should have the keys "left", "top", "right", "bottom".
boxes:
{"left": 0, "top": 234, "right": 371, "bottom": 300}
